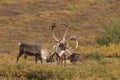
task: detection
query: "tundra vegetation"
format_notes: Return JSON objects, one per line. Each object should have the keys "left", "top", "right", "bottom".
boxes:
{"left": 0, "top": 0, "right": 120, "bottom": 80}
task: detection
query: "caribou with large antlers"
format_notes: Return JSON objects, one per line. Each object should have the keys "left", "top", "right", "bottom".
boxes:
{"left": 51, "top": 23, "right": 78, "bottom": 66}
{"left": 66, "top": 37, "right": 86, "bottom": 63}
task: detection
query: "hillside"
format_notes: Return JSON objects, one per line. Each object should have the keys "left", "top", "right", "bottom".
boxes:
{"left": 0, "top": 0, "right": 119, "bottom": 54}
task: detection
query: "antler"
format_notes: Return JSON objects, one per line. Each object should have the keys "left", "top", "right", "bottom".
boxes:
{"left": 75, "top": 39, "right": 78, "bottom": 49}
{"left": 69, "top": 36, "right": 78, "bottom": 49}
{"left": 66, "top": 36, "right": 78, "bottom": 55}
{"left": 62, "top": 23, "right": 69, "bottom": 43}
{"left": 51, "top": 23, "right": 59, "bottom": 42}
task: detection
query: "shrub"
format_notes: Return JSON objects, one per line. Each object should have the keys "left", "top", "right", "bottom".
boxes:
{"left": 97, "top": 21, "right": 120, "bottom": 46}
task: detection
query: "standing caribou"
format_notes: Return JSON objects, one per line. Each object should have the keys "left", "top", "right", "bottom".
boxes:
{"left": 16, "top": 43, "right": 53, "bottom": 63}
{"left": 51, "top": 23, "right": 78, "bottom": 66}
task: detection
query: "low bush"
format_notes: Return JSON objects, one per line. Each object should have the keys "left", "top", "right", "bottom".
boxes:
{"left": 97, "top": 21, "right": 120, "bottom": 46}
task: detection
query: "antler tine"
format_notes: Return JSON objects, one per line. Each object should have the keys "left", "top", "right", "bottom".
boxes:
{"left": 51, "top": 23, "right": 56, "bottom": 30}
{"left": 75, "top": 39, "right": 79, "bottom": 49}
{"left": 51, "top": 23, "right": 59, "bottom": 42}
{"left": 62, "top": 22, "right": 69, "bottom": 43}
{"left": 62, "top": 22, "right": 68, "bottom": 27}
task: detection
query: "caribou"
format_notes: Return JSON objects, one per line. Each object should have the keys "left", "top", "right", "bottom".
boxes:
{"left": 51, "top": 23, "right": 78, "bottom": 66}
{"left": 66, "top": 38, "right": 86, "bottom": 63}
{"left": 16, "top": 43, "right": 53, "bottom": 63}
{"left": 69, "top": 53, "right": 86, "bottom": 63}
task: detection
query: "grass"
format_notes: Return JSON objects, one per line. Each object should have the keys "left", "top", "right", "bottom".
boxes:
{"left": 0, "top": 0, "right": 120, "bottom": 79}
{"left": 78, "top": 44, "right": 120, "bottom": 58}
{"left": 0, "top": 56, "right": 120, "bottom": 80}
{"left": 0, "top": 51, "right": 120, "bottom": 80}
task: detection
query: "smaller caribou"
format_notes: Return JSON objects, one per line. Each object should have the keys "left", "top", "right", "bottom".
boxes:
{"left": 16, "top": 43, "right": 53, "bottom": 63}
{"left": 66, "top": 37, "right": 86, "bottom": 63}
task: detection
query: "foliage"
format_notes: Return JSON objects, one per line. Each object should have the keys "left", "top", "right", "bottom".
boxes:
{"left": 78, "top": 44, "right": 120, "bottom": 57}
{"left": 97, "top": 20, "right": 120, "bottom": 46}
{"left": 0, "top": 58, "right": 120, "bottom": 80}
{"left": 0, "top": 44, "right": 120, "bottom": 79}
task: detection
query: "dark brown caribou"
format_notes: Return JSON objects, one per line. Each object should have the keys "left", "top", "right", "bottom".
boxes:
{"left": 66, "top": 37, "right": 86, "bottom": 63}
{"left": 69, "top": 53, "right": 86, "bottom": 63}
{"left": 16, "top": 43, "right": 42, "bottom": 63}
{"left": 16, "top": 43, "right": 53, "bottom": 63}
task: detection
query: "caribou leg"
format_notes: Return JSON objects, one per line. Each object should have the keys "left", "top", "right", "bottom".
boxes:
{"left": 60, "top": 57, "right": 63, "bottom": 66}
{"left": 16, "top": 52, "right": 24, "bottom": 62}
{"left": 56, "top": 53, "right": 60, "bottom": 65}
{"left": 63, "top": 54, "right": 66, "bottom": 66}
{"left": 35, "top": 55, "right": 38, "bottom": 63}
{"left": 38, "top": 56, "right": 42, "bottom": 63}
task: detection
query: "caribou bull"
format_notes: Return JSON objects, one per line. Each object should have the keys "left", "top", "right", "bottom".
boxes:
{"left": 51, "top": 23, "right": 78, "bottom": 66}
{"left": 66, "top": 38, "right": 86, "bottom": 63}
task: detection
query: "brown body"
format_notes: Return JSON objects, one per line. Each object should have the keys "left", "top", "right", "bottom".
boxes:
{"left": 16, "top": 43, "right": 42, "bottom": 63}
{"left": 69, "top": 53, "right": 86, "bottom": 63}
